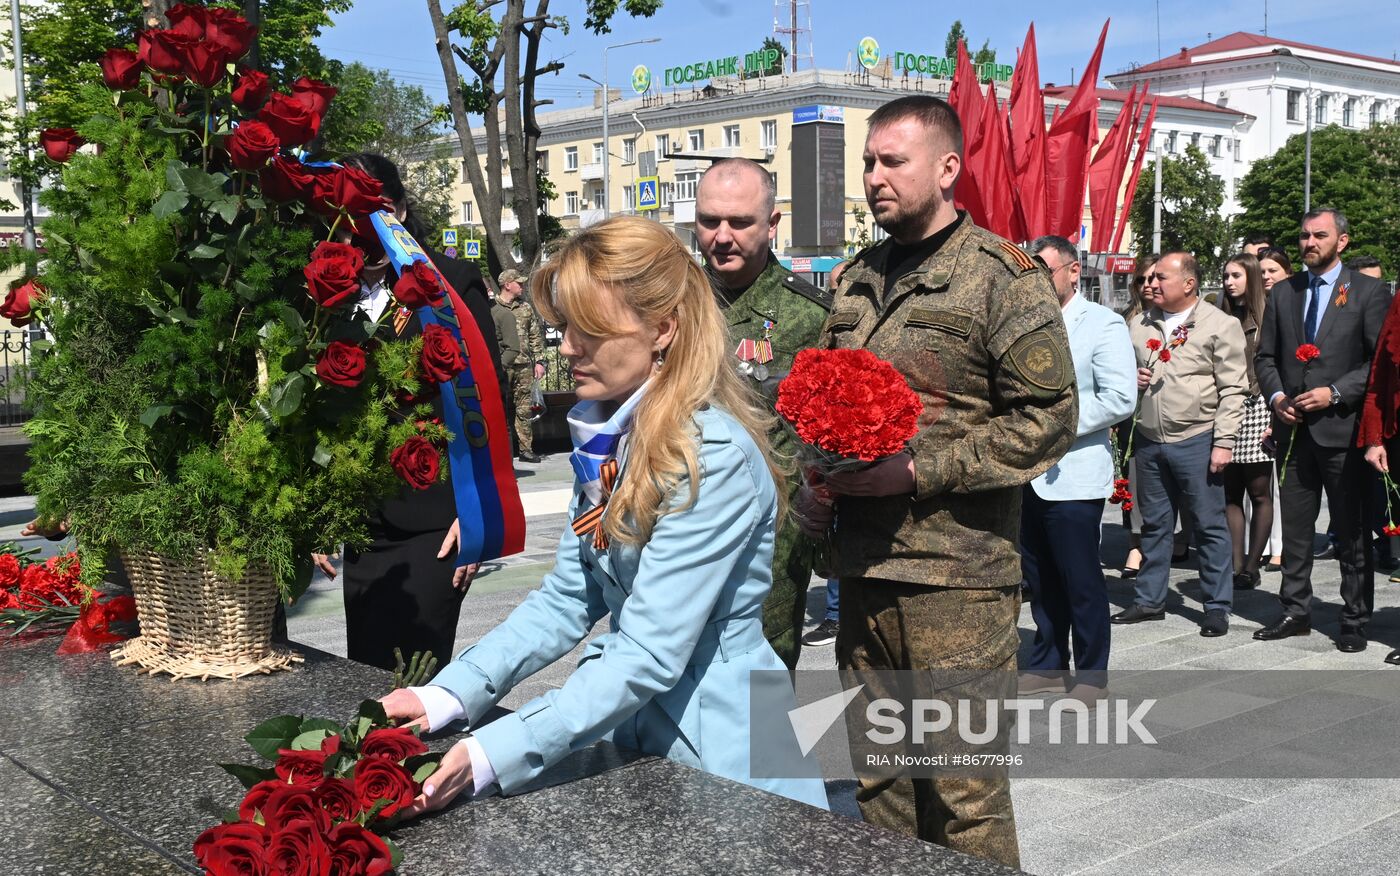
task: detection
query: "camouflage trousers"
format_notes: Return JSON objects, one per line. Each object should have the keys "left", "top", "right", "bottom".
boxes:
{"left": 762, "top": 510, "right": 815, "bottom": 670}
{"left": 836, "top": 578, "right": 1022, "bottom": 870}
{"left": 507, "top": 365, "right": 535, "bottom": 455}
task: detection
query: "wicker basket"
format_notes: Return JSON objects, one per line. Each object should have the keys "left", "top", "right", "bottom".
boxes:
{"left": 111, "top": 550, "right": 302, "bottom": 680}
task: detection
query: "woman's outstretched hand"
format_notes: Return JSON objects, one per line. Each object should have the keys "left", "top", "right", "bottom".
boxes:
{"left": 401, "top": 739, "right": 475, "bottom": 818}
{"left": 379, "top": 687, "right": 430, "bottom": 733}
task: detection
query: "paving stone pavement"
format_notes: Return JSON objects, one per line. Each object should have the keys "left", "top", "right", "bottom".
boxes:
{"left": 11, "top": 450, "right": 1382, "bottom": 875}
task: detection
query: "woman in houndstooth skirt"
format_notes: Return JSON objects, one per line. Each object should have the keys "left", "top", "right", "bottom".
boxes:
{"left": 1220, "top": 253, "right": 1274, "bottom": 590}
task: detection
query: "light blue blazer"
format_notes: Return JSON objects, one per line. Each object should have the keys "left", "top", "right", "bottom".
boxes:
{"left": 431, "top": 406, "right": 829, "bottom": 809}
{"left": 1032, "top": 293, "right": 1137, "bottom": 501}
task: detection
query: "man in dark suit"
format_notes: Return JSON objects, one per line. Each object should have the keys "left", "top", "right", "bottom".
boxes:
{"left": 1254, "top": 208, "right": 1392, "bottom": 652}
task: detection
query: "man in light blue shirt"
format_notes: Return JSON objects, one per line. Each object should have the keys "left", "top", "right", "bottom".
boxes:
{"left": 1020, "top": 237, "right": 1136, "bottom": 690}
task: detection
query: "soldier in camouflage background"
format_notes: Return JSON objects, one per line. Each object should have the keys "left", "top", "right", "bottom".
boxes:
{"left": 492, "top": 269, "right": 546, "bottom": 463}
{"left": 696, "top": 158, "right": 832, "bottom": 670}
{"left": 796, "top": 97, "right": 1077, "bottom": 868}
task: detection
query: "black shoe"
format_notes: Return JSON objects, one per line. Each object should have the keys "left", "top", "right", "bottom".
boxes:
{"left": 1111, "top": 604, "right": 1166, "bottom": 624}
{"left": 1385, "top": 649, "right": 1400, "bottom": 666}
{"left": 517, "top": 451, "right": 541, "bottom": 463}
{"left": 1264, "top": 557, "right": 1282, "bottom": 572}
{"left": 1337, "top": 626, "right": 1368, "bottom": 653}
{"left": 1233, "top": 570, "right": 1260, "bottom": 590}
{"left": 1254, "top": 615, "right": 1311, "bottom": 640}
{"left": 1200, "top": 609, "right": 1230, "bottom": 637}
{"left": 1172, "top": 544, "right": 1190, "bottom": 562}
{"left": 801, "top": 619, "right": 839, "bottom": 647}
{"left": 1314, "top": 543, "right": 1337, "bottom": 560}
{"left": 1379, "top": 553, "right": 1400, "bottom": 573}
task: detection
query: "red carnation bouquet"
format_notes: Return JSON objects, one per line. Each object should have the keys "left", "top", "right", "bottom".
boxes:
{"left": 0, "top": 542, "right": 138, "bottom": 650}
{"left": 776, "top": 348, "right": 922, "bottom": 474}
{"left": 200, "top": 699, "right": 444, "bottom": 875}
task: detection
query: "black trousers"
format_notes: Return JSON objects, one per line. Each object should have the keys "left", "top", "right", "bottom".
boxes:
{"left": 343, "top": 526, "right": 464, "bottom": 673}
{"left": 1019, "top": 489, "right": 1110, "bottom": 672}
{"left": 1277, "top": 426, "right": 1374, "bottom": 625}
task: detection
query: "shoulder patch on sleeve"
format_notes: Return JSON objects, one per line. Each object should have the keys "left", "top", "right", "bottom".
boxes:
{"left": 1007, "top": 328, "right": 1072, "bottom": 395}
{"left": 997, "top": 240, "right": 1038, "bottom": 273}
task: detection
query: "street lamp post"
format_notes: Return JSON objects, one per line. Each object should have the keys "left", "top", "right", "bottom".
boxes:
{"left": 1274, "top": 48, "right": 1314, "bottom": 213}
{"left": 579, "top": 37, "right": 659, "bottom": 219}
{"left": 10, "top": 0, "right": 34, "bottom": 253}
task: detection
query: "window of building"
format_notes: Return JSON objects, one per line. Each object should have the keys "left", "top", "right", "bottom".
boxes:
{"left": 761, "top": 119, "right": 778, "bottom": 150}
{"left": 460, "top": 160, "right": 471, "bottom": 183}
{"left": 660, "top": 181, "right": 673, "bottom": 207}
{"left": 1343, "top": 98, "right": 1356, "bottom": 127}
{"left": 460, "top": 202, "right": 473, "bottom": 224}
{"left": 537, "top": 151, "right": 549, "bottom": 174}
{"left": 1233, "top": 138, "right": 1242, "bottom": 162}
{"left": 675, "top": 171, "right": 700, "bottom": 201}
{"left": 656, "top": 133, "right": 670, "bottom": 159}
{"left": 565, "top": 146, "right": 578, "bottom": 171}
{"left": 769, "top": 171, "right": 778, "bottom": 195}
{"left": 1371, "top": 102, "right": 1382, "bottom": 127}
{"left": 1209, "top": 135, "right": 1221, "bottom": 158}
{"left": 1286, "top": 89, "right": 1301, "bottom": 122}
{"left": 623, "top": 184, "right": 636, "bottom": 211}
{"left": 566, "top": 190, "right": 579, "bottom": 214}
{"left": 1190, "top": 132, "right": 1201, "bottom": 151}
{"left": 723, "top": 124, "right": 741, "bottom": 147}
{"left": 623, "top": 137, "right": 636, "bottom": 164}
{"left": 591, "top": 142, "right": 604, "bottom": 164}
{"left": 687, "top": 129, "right": 705, "bottom": 151}
{"left": 1314, "top": 94, "right": 1328, "bottom": 125}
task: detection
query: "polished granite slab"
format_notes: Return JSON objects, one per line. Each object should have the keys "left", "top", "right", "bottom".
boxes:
{"left": 1, "top": 633, "right": 1015, "bottom": 875}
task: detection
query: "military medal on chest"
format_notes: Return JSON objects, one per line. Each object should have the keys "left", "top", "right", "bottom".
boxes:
{"left": 735, "top": 319, "right": 776, "bottom": 381}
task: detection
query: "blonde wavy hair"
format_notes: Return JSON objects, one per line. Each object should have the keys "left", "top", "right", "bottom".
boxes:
{"left": 531, "top": 216, "right": 781, "bottom": 546}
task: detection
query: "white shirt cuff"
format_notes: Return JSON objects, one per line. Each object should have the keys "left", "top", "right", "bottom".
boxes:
{"left": 1269, "top": 391, "right": 1284, "bottom": 408}
{"left": 464, "top": 735, "right": 497, "bottom": 796}
{"left": 410, "top": 684, "right": 466, "bottom": 733}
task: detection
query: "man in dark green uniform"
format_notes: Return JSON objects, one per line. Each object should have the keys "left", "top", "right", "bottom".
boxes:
{"left": 492, "top": 269, "right": 546, "bottom": 463}
{"left": 696, "top": 157, "right": 832, "bottom": 669}
{"left": 796, "top": 97, "right": 1077, "bottom": 868}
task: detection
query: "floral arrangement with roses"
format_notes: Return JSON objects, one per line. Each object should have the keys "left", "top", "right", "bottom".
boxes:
{"left": 199, "top": 699, "right": 442, "bottom": 875}
{"left": 775, "top": 348, "right": 922, "bottom": 473}
{"left": 4, "top": 2, "right": 463, "bottom": 600}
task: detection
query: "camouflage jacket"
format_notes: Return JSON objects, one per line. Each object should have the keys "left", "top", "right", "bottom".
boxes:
{"left": 710, "top": 252, "right": 832, "bottom": 484}
{"left": 821, "top": 215, "right": 1078, "bottom": 588}
{"left": 492, "top": 296, "right": 545, "bottom": 369}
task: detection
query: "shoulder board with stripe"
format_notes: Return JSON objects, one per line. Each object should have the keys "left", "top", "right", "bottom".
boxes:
{"left": 999, "top": 240, "right": 1038, "bottom": 272}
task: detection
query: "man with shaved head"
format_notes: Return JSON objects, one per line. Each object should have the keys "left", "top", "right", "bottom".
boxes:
{"left": 696, "top": 157, "right": 832, "bottom": 668}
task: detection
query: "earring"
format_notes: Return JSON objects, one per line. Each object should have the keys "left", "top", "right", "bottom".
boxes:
{"left": 654, "top": 348, "right": 666, "bottom": 369}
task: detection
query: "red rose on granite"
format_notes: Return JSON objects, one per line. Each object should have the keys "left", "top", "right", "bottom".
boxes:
{"left": 313, "top": 778, "right": 359, "bottom": 821}
{"left": 100, "top": 48, "right": 141, "bottom": 90}
{"left": 290, "top": 77, "right": 338, "bottom": 117}
{"left": 193, "top": 821, "right": 269, "bottom": 876}
{"left": 231, "top": 69, "right": 272, "bottom": 111}
{"left": 304, "top": 252, "right": 361, "bottom": 309}
{"left": 226, "top": 120, "right": 279, "bottom": 171}
{"left": 274, "top": 747, "right": 331, "bottom": 786}
{"left": 238, "top": 779, "right": 283, "bottom": 822}
{"left": 262, "top": 783, "right": 331, "bottom": 833}
{"left": 259, "top": 92, "right": 318, "bottom": 147}
{"left": 316, "top": 341, "right": 366, "bottom": 388}
{"left": 39, "top": 128, "right": 84, "bottom": 163}
{"left": 260, "top": 155, "right": 316, "bottom": 202}
{"left": 360, "top": 726, "right": 428, "bottom": 763}
{"left": 419, "top": 324, "right": 467, "bottom": 384}
{"left": 0, "top": 554, "right": 20, "bottom": 587}
{"left": 328, "top": 821, "right": 393, "bottom": 876}
{"left": 266, "top": 818, "right": 331, "bottom": 876}
{"left": 392, "top": 261, "right": 445, "bottom": 309}
{"left": 352, "top": 758, "right": 418, "bottom": 820}
{"left": 389, "top": 436, "right": 441, "bottom": 491}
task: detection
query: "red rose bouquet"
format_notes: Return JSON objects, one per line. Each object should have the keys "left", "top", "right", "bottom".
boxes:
{"left": 1279, "top": 344, "right": 1323, "bottom": 485}
{"left": 202, "top": 699, "right": 443, "bottom": 875}
{"left": 775, "top": 348, "right": 922, "bottom": 475}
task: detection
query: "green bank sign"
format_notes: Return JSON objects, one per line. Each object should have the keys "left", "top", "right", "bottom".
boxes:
{"left": 856, "top": 36, "right": 1013, "bottom": 83}
{"left": 661, "top": 48, "right": 781, "bottom": 87}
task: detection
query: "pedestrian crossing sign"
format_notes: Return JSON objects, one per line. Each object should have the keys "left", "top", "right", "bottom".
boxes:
{"left": 637, "top": 176, "right": 659, "bottom": 212}
{"left": 464, "top": 239, "right": 481, "bottom": 259}
{"left": 442, "top": 228, "right": 459, "bottom": 247}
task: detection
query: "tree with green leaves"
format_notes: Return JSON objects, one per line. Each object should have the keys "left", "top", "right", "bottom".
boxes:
{"left": 945, "top": 21, "right": 966, "bottom": 60}
{"left": 1130, "top": 144, "right": 1233, "bottom": 279}
{"left": 427, "top": 0, "right": 662, "bottom": 276}
{"left": 1235, "top": 124, "right": 1400, "bottom": 273}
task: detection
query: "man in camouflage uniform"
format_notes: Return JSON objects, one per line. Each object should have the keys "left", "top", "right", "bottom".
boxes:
{"left": 491, "top": 269, "right": 546, "bottom": 463}
{"left": 796, "top": 96, "right": 1077, "bottom": 868}
{"left": 696, "top": 158, "right": 832, "bottom": 669}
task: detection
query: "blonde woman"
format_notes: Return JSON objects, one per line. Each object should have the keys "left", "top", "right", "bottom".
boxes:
{"left": 380, "top": 216, "right": 829, "bottom": 812}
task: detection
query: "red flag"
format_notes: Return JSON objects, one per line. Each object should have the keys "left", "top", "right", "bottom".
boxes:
{"left": 971, "top": 83, "right": 1025, "bottom": 241}
{"left": 949, "top": 40, "right": 988, "bottom": 227}
{"left": 1045, "top": 20, "right": 1109, "bottom": 241}
{"left": 1009, "top": 24, "right": 1048, "bottom": 238}
{"left": 1112, "top": 96, "right": 1159, "bottom": 253}
{"left": 1088, "top": 84, "right": 1139, "bottom": 250}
